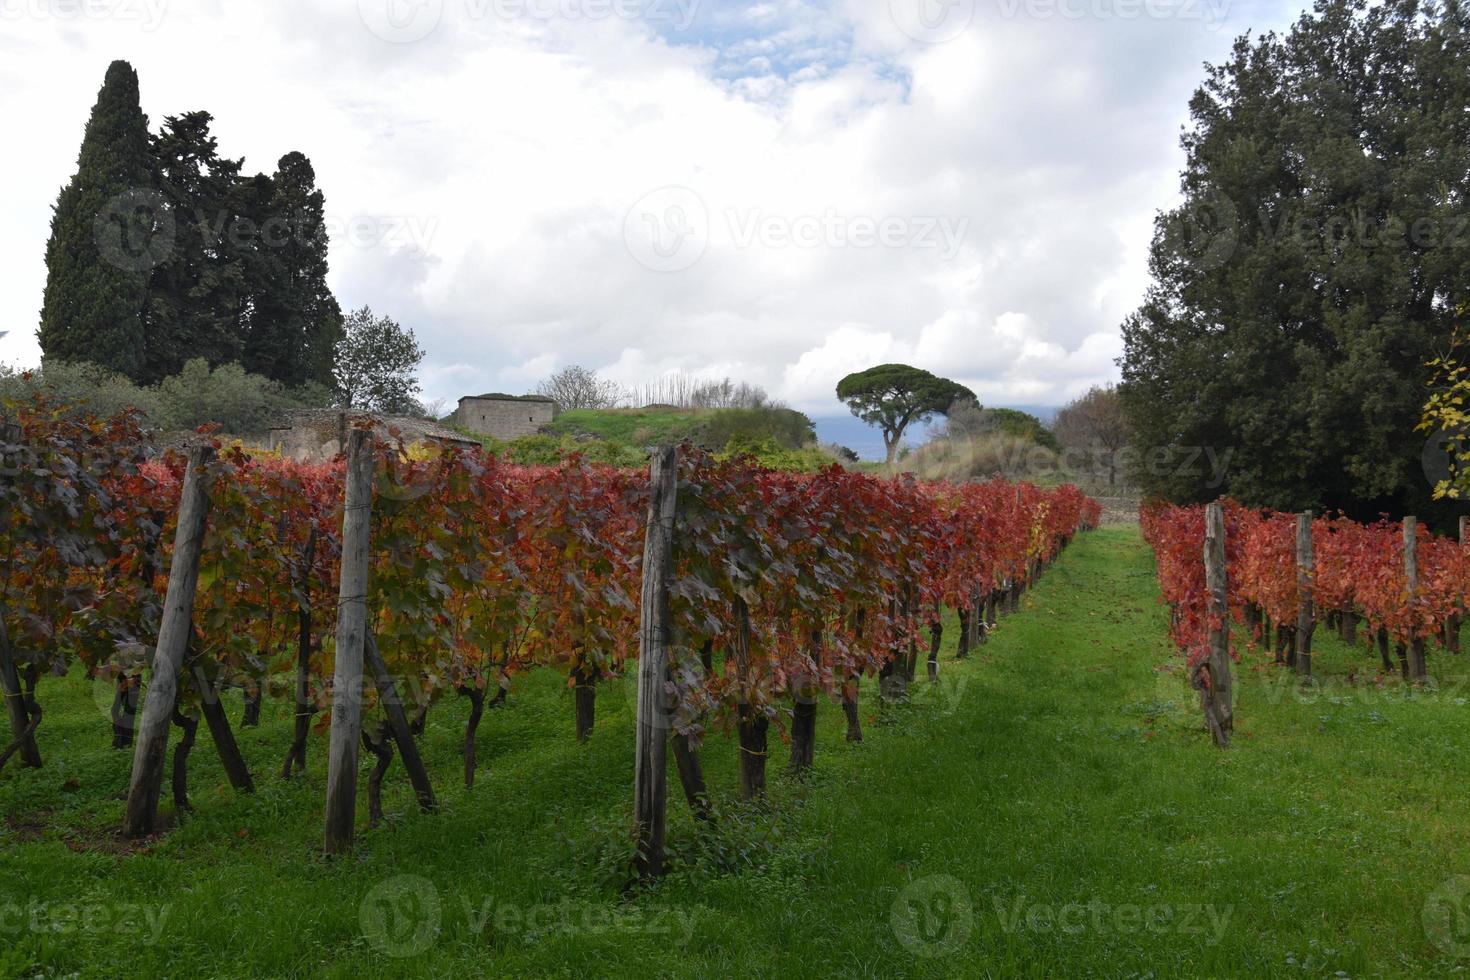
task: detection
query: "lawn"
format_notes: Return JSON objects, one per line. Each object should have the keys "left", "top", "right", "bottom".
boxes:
{"left": 543, "top": 407, "right": 707, "bottom": 446}
{"left": 3, "top": 525, "right": 1470, "bottom": 977}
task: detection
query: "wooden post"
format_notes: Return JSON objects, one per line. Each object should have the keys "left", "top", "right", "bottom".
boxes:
{"left": 789, "top": 630, "right": 820, "bottom": 774}
{"left": 124, "top": 445, "right": 214, "bottom": 838}
{"left": 324, "top": 429, "right": 373, "bottom": 856}
{"left": 1295, "top": 511, "right": 1314, "bottom": 679}
{"left": 192, "top": 661, "right": 254, "bottom": 793}
{"left": 671, "top": 732, "right": 711, "bottom": 821}
{"left": 364, "top": 631, "right": 437, "bottom": 812}
{"left": 0, "top": 615, "right": 40, "bottom": 769}
{"left": 927, "top": 610, "right": 941, "bottom": 683}
{"left": 1405, "top": 517, "right": 1427, "bottom": 680}
{"left": 734, "top": 597, "right": 772, "bottom": 793}
{"left": 0, "top": 421, "right": 38, "bottom": 768}
{"left": 283, "top": 529, "right": 316, "bottom": 778}
{"left": 1196, "top": 501, "right": 1233, "bottom": 747}
{"left": 633, "top": 446, "right": 677, "bottom": 879}
{"left": 1452, "top": 517, "right": 1469, "bottom": 655}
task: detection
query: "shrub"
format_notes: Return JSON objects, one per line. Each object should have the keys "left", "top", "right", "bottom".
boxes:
{"left": 155, "top": 359, "right": 332, "bottom": 433}
{"left": 696, "top": 407, "right": 816, "bottom": 450}
{"left": 719, "top": 437, "right": 836, "bottom": 473}
{"left": 0, "top": 360, "right": 163, "bottom": 421}
{"left": 908, "top": 432, "right": 1062, "bottom": 482}
{"left": 0, "top": 359, "right": 332, "bottom": 435}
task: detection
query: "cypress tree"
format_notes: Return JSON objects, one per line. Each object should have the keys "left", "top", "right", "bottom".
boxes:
{"left": 39, "top": 60, "right": 159, "bottom": 380}
{"left": 143, "top": 111, "right": 249, "bottom": 382}
{"left": 245, "top": 152, "right": 343, "bottom": 388}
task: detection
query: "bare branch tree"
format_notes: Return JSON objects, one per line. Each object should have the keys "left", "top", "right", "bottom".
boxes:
{"left": 1053, "top": 384, "right": 1130, "bottom": 485}
{"left": 624, "top": 373, "right": 770, "bottom": 410}
{"left": 534, "top": 365, "right": 623, "bottom": 411}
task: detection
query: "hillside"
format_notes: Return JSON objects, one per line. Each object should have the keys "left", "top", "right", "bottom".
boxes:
{"left": 468, "top": 404, "right": 837, "bottom": 471}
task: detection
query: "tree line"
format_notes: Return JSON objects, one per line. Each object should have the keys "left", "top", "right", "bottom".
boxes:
{"left": 1120, "top": 0, "right": 1470, "bottom": 524}
{"left": 34, "top": 60, "right": 425, "bottom": 418}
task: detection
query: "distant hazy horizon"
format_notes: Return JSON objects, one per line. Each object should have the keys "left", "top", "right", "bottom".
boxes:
{"left": 813, "top": 405, "right": 1060, "bottom": 461}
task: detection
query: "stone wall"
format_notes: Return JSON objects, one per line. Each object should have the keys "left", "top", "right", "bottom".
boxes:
{"left": 267, "top": 411, "right": 477, "bottom": 462}
{"left": 454, "top": 397, "right": 556, "bottom": 440}
{"left": 268, "top": 414, "right": 350, "bottom": 461}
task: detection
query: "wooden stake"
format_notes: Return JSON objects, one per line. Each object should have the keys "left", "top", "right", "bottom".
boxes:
{"left": 633, "top": 446, "right": 677, "bottom": 879}
{"left": 192, "top": 660, "right": 254, "bottom": 794}
{"left": 0, "top": 615, "right": 40, "bottom": 769}
{"left": 1452, "top": 517, "right": 1469, "bottom": 655}
{"left": 1196, "top": 501, "right": 1233, "bottom": 747}
{"left": 1405, "top": 517, "right": 1427, "bottom": 680}
{"left": 733, "top": 597, "right": 772, "bottom": 793}
{"left": 1295, "top": 511, "right": 1314, "bottom": 679}
{"left": 364, "top": 630, "right": 437, "bottom": 813}
{"left": 324, "top": 429, "right": 373, "bottom": 856}
{"left": 124, "top": 445, "right": 214, "bottom": 838}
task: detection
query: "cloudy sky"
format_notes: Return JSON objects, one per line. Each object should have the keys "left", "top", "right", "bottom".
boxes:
{"left": 0, "top": 0, "right": 1297, "bottom": 432}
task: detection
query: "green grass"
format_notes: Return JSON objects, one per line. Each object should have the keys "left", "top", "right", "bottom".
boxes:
{"left": 544, "top": 407, "right": 708, "bottom": 446}
{"left": 5, "top": 526, "right": 1470, "bottom": 977}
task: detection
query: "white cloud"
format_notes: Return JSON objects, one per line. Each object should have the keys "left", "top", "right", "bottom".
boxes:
{"left": 0, "top": 0, "right": 1294, "bottom": 417}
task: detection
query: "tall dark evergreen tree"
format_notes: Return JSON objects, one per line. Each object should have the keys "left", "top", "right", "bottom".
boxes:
{"left": 142, "top": 111, "right": 250, "bottom": 382}
{"left": 245, "top": 152, "right": 343, "bottom": 388}
{"left": 38, "top": 60, "right": 158, "bottom": 380}
{"left": 1119, "top": 0, "right": 1470, "bottom": 521}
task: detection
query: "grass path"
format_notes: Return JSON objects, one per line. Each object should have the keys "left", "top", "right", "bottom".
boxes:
{"left": 3, "top": 525, "right": 1470, "bottom": 977}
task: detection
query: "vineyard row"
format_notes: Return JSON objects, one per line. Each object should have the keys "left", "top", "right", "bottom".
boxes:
{"left": 1142, "top": 498, "right": 1470, "bottom": 745}
{"left": 0, "top": 397, "right": 1100, "bottom": 863}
